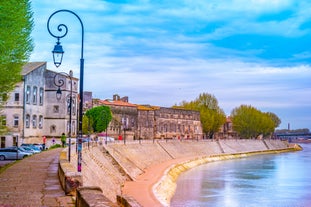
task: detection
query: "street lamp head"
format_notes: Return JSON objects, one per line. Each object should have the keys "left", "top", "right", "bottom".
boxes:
{"left": 56, "top": 87, "right": 62, "bottom": 100}
{"left": 52, "top": 39, "right": 64, "bottom": 67}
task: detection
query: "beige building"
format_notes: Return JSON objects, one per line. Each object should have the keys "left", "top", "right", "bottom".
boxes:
{"left": 93, "top": 94, "right": 203, "bottom": 140}
{"left": 1, "top": 62, "right": 78, "bottom": 148}
{"left": 93, "top": 95, "right": 138, "bottom": 140}
{"left": 44, "top": 69, "right": 79, "bottom": 140}
{"left": 216, "top": 116, "right": 238, "bottom": 139}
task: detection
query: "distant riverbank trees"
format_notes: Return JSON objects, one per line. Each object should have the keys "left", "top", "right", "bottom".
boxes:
{"left": 231, "top": 105, "right": 281, "bottom": 139}
{"left": 175, "top": 93, "right": 226, "bottom": 139}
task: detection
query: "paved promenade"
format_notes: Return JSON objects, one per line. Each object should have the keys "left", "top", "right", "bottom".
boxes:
{"left": 0, "top": 148, "right": 74, "bottom": 207}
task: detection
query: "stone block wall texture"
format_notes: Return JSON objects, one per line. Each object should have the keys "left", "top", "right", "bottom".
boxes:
{"left": 76, "top": 186, "right": 118, "bottom": 207}
{"left": 62, "top": 139, "right": 291, "bottom": 206}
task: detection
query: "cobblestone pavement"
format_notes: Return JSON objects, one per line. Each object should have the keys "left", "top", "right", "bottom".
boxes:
{"left": 0, "top": 148, "right": 75, "bottom": 207}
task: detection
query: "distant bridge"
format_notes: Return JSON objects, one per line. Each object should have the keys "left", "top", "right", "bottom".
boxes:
{"left": 274, "top": 133, "right": 311, "bottom": 139}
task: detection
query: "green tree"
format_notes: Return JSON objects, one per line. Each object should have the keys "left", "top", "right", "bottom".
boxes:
{"left": 231, "top": 105, "right": 277, "bottom": 139}
{"left": 0, "top": 0, "right": 33, "bottom": 135}
{"left": 265, "top": 112, "right": 281, "bottom": 128}
{"left": 176, "top": 93, "right": 226, "bottom": 139}
{"left": 82, "top": 115, "right": 92, "bottom": 135}
{"left": 85, "top": 106, "right": 112, "bottom": 133}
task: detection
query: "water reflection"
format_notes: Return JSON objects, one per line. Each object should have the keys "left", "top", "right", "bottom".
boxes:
{"left": 171, "top": 144, "right": 311, "bottom": 207}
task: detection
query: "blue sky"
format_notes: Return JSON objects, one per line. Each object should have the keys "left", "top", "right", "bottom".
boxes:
{"left": 30, "top": 0, "right": 311, "bottom": 130}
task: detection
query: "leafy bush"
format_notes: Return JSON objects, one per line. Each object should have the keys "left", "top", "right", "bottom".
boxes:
{"left": 49, "top": 144, "right": 62, "bottom": 149}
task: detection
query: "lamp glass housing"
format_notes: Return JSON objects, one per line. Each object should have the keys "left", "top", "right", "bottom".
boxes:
{"left": 56, "top": 87, "right": 62, "bottom": 100}
{"left": 52, "top": 41, "right": 64, "bottom": 67}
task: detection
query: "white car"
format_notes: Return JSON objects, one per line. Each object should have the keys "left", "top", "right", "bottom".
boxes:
{"left": 0, "top": 147, "right": 32, "bottom": 160}
{"left": 104, "top": 136, "right": 115, "bottom": 142}
{"left": 19, "top": 146, "right": 40, "bottom": 154}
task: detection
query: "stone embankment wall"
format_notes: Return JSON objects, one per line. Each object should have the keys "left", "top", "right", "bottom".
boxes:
{"left": 60, "top": 139, "right": 299, "bottom": 206}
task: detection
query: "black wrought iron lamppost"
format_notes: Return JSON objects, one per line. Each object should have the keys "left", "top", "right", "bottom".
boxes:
{"left": 53, "top": 70, "right": 74, "bottom": 162}
{"left": 47, "top": 9, "right": 84, "bottom": 172}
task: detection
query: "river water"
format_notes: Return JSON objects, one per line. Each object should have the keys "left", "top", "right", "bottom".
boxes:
{"left": 171, "top": 144, "right": 311, "bottom": 207}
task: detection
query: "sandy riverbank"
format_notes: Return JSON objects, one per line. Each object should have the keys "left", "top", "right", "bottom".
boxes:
{"left": 122, "top": 145, "right": 301, "bottom": 207}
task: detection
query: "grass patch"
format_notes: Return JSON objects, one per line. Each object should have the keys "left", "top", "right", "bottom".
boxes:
{"left": 49, "top": 144, "right": 62, "bottom": 149}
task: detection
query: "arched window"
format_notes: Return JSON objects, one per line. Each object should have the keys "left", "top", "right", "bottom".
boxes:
{"left": 26, "top": 86, "right": 31, "bottom": 104}
{"left": 72, "top": 98, "right": 76, "bottom": 115}
{"left": 33, "top": 86, "right": 37, "bottom": 104}
{"left": 25, "top": 114, "right": 30, "bottom": 128}
{"left": 32, "top": 115, "right": 37, "bottom": 128}
{"left": 38, "top": 115, "right": 43, "bottom": 129}
{"left": 39, "top": 87, "right": 44, "bottom": 105}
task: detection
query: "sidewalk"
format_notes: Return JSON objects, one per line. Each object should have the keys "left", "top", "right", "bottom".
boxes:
{"left": 0, "top": 148, "right": 75, "bottom": 207}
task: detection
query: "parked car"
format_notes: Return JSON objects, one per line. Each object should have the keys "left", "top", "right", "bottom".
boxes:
{"left": 19, "top": 146, "right": 40, "bottom": 154}
{"left": 7, "top": 146, "right": 37, "bottom": 155}
{"left": 33, "top": 143, "right": 44, "bottom": 150}
{"left": 0, "top": 148, "right": 32, "bottom": 160}
{"left": 104, "top": 136, "right": 115, "bottom": 142}
{"left": 21, "top": 144, "right": 42, "bottom": 152}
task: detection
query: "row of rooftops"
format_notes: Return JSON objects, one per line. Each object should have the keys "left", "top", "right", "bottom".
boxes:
{"left": 21, "top": 62, "right": 175, "bottom": 111}
{"left": 93, "top": 97, "right": 161, "bottom": 111}
{"left": 21, "top": 62, "right": 232, "bottom": 119}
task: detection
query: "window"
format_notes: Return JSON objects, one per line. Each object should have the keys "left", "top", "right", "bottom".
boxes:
{"left": 72, "top": 99, "right": 76, "bottom": 115}
{"left": 25, "top": 114, "right": 30, "bottom": 128}
{"left": 26, "top": 86, "right": 31, "bottom": 103}
{"left": 172, "top": 124, "right": 176, "bottom": 132}
{"left": 32, "top": 115, "right": 37, "bottom": 128}
{"left": 73, "top": 81, "right": 77, "bottom": 90}
{"left": 67, "top": 97, "right": 71, "bottom": 115}
{"left": 33, "top": 86, "right": 37, "bottom": 104}
{"left": 50, "top": 125, "right": 56, "bottom": 133}
{"left": 13, "top": 137, "right": 17, "bottom": 146}
{"left": 38, "top": 115, "right": 43, "bottom": 129}
{"left": 1, "top": 137, "right": 5, "bottom": 148}
{"left": 53, "top": 105, "right": 59, "bottom": 113}
{"left": 13, "top": 116, "right": 19, "bottom": 127}
{"left": 131, "top": 118, "right": 135, "bottom": 127}
{"left": 14, "top": 93, "right": 19, "bottom": 102}
{"left": 39, "top": 88, "right": 44, "bottom": 105}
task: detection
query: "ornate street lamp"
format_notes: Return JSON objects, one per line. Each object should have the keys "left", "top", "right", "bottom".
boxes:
{"left": 47, "top": 9, "right": 84, "bottom": 172}
{"left": 53, "top": 70, "right": 74, "bottom": 162}
{"left": 52, "top": 39, "right": 64, "bottom": 68}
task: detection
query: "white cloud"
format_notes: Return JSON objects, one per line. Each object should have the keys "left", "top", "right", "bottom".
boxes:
{"left": 30, "top": 0, "right": 311, "bottom": 130}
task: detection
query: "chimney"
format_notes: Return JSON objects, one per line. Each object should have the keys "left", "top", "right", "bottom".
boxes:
{"left": 113, "top": 94, "right": 120, "bottom": 101}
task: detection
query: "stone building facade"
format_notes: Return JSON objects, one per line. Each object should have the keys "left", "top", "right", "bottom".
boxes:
{"left": 44, "top": 69, "right": 79, "bottom": 139}
{"left": 216, "top": 116, "right": 238, "bottom": 139}
{"left": 155, "top": 107, "right": 202, "bottom": 139}
{"left": 93, "top": 95, "right": 138, "bottom": 140}
{"left": 1, "top": 62, "right": 78, "bottom": 147}
{"left": 93, "top": 95, "right": 203, "bottom": 140}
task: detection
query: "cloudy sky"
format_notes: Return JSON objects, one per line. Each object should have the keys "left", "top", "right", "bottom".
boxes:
{"left": 30, "top": 0, "right": 311, "bottom": 130}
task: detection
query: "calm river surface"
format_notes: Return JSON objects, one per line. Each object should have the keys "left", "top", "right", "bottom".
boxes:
{"left": 171, "top": 144, "right": 311, "bottom": 207}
